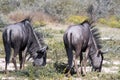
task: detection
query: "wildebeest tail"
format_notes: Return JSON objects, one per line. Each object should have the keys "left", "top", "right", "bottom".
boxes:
{"left": 69, "top": 33, "right": 72, "bottom": 48}
{"left": 2, "top": 29, "right": 12, "bottom": 64}
{"left": 66, "top": 32, "right": 72, "bottom": 49}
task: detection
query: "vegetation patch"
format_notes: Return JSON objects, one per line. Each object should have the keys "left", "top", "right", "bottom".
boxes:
{"left": 10, "top": 64, "right": 65, "bottom": 80}
{"left": 66, "top": 15, "right": 88, "bottom": 24}
{"left": 99, "top": 16, "right": 120, "bottom": 28}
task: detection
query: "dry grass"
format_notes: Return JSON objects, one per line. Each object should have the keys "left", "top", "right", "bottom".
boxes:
{"left": 8, "top": 10, "right": 30, "bottom": 23}
{"left": 8, "top": 10, "right": 56, "bottom": 25}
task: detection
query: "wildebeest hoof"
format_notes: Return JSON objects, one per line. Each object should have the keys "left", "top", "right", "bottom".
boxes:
{"left": 82, "top": 74, "right": 85, "bottom": 76}
{"left": 81, "top": 72, "right": 86, "bottom": 76}
{"left": 4, "top": 70, "right": 9, "bottom": 74}
{"left": 65, "top": 73, "right": 71, "bottom": 77}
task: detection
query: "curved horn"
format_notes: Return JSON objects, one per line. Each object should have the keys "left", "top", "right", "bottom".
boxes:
{"left": 34, "top": 31, "right": 41, "bottom": 48}
{"left": 27, "top": 55, "right": 32, "bottom": 61}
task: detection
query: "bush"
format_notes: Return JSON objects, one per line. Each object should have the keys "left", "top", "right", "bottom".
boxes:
{"left": 99, "top": 16, "right": 120, "bottom": 28}
{"left": 108, "top": 20, "right": 120, "bottom": 28}
{"left": 98, "top": 18, "right": 107, "bottom": 24}
{"left": 0, "top": 0, "right": 18, "bottom": 14}
{"left": 66, "top": 15, "right": 88, "bottom": 24}
{"left": 0, "top": 14, "right": 9, "bottom": 28}
{"left": 47, "top": 38, "right": 66, "bottom": 61}
{"left": 12, "top": 64, "right": 65, "bottom": 80}
{"left": 33, "top": 21, "right": 46, "bottom": 27}
{"left": 44, "top": 0, "right": 83, "bottom": 22}
{"left": 0, "top": 17, "right": 5, "bottom": 28}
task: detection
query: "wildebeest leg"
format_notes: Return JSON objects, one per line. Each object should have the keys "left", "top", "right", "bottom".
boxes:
{"left": 67, "top": 49, "right": 73, "bottom": 70}
{"left": 3, "top": 42, "right": 11, "bottom": 74}
{"left": 5, "top": 62, "right": 8, "bottom": 74}
{"left": 65, "top": 47, "right": 73, "bottom": 76}
{"left": 80, "top": 53, "right": 83, "bottom": 75}
{"left": 83, "top": 47, "right": 90, "bottom": 75}
{"left": 12, "top": 50, "right": 18, "bottom": 71}
{"left": 22, "top": 47, "right": 28, "bottom": 69}
{"left": 74, "top": 50, "right": 81, "bottom": 77}
{"left": 5, "top": 47, "right": 11, "bottom": 73}
{"left": 19, "top": 52, "right": 23, "bottom": 69}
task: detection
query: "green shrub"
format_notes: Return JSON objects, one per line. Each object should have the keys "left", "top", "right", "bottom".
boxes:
{"left": 0, "top": 17, "right": 5, "bottom": 28}
{"left": 12, "top": 64, "right": 65, "bottom": 80}
{"left": 99, "top": 16, "right": 120, "bottom": 28}
{"left": 33, "top": 21, "right": 46, "bottom": 27}
{"left": 47, "top": 38, "right": 66, "bottom": 62}
{"left": 66, "top": 15, "right": 88, "bottom": 24}
{"left": 0, "top": 0, "right": 18, "bottom": 13}
{"left": 108, "top": 20, "right": 120, "bottom": 28}
{"left": 0, "top": 14, "right": 9, "bottom": 28}
{"left": 99, "top": 18, "right": 107, "bottom": 24}
{"left": 44, "top": 0, "right": 83, "bottom": 22}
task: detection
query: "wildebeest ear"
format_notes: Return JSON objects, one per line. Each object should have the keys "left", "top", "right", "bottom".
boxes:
{"left": 41, "top": 45, "right": 49, "bottom": 51}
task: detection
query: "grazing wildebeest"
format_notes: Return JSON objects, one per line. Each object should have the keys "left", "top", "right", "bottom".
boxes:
{"left": 2, "top": 18, "right": 48, "bottom": 73}
{"left": 27, "top": 31, "right": 48, "bottom": 65}
{"left": 63, "top": 20, "right": 103, "bottom": 77}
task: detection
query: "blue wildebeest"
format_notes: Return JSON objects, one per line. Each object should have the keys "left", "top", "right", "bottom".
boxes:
{"left": 2, "top": 18, "right": 48, "bottom": 73}
{"left": 27, "top": 31, "right": 48, "bottom": 66}
{"left": 63, "top": 20, "right": 104, "bottom": 76}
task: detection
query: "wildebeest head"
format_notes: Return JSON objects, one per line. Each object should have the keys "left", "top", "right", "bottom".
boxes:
{"left": 90, "top": 50, "right": 103, "bottom": 72}
{"left": 32, "top": 46, "right": 48, "bottom": 66}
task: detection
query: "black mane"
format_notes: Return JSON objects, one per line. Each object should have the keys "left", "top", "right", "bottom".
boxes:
{"left": 80, "top": 20, "right": 90, "bottom": 25}
{"left": 21, "top": 17, "right": 31, "bottom": 23}
{"left": 91, "top": 26, "right": 102, "bottom": 49}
